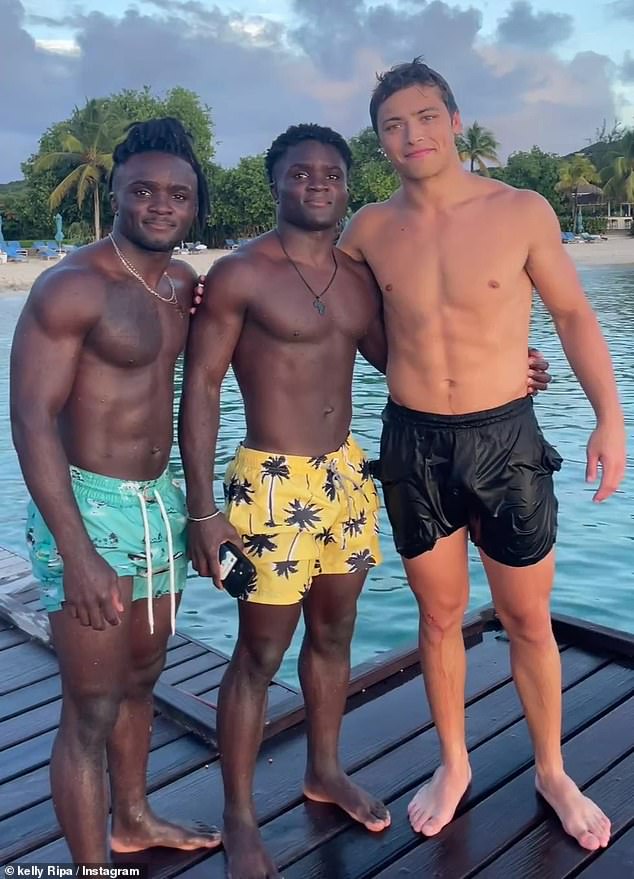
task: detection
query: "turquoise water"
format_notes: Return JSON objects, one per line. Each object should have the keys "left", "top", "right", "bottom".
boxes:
{"left": 1, "top": 267, "right": 632, "bottom": 683}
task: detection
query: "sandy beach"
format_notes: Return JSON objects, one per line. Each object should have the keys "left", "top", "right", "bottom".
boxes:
{"left": 0, "top": 237, "right": 632, "bottom": 295}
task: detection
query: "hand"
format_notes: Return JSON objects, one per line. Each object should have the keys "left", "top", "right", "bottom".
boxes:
{"left": 586, "top": 418, "right": 626, "bottom": 502}
{"left": 527, "top": 347, "right": 552, "bottom": 396}
{"left": 188, "top": 513, "right": 245, "bottom": 589}
{"left": 190, "top": 275, "right": 205, "bottom": 316}
{"left": 62, "top": 550, "right": 124, "bottom": 630}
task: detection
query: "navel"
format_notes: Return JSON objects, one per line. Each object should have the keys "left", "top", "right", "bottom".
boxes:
{"left": 385, "top": 283, "right": 393, "bottom": 292}
{"left": 488, "top": 279, "right": 500, "bottom": 289}
{"left": 151, "top": 446, "right": 161, "bottom": 455}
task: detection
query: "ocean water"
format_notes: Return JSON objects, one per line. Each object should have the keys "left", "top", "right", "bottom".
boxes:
{"left": 1, "top": 265, "right": 632, "bottom": 683}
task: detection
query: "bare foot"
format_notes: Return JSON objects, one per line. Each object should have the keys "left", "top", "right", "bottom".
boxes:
{"left": 223, "top": 813, "right": 279, "bottom": 879}
{"left": 408, "top": 762, "right": 472, "bottom": 836}
{"left": 536, "top": 771, "right": 611, "bottom": 850}
{"left": 111, "top": 808, "right": 221, "bottom": 853}
{"left": 304, "top": 769, "right": 391, "bottom": 832}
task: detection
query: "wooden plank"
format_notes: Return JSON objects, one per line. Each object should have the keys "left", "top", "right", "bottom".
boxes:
{"left": 159, "top": 652, "right": 227, "bottom": 686}
{"left": 0, "top": 642, "right": 57, "bottom": 696}
{"left": 367, "top": 693, "right": 634, "bottom": 879}
{"left": 0, "top": 698, "right": 61, "bottom": 750}
{"left": 0, "top": 669, "right": 58, "bottom": 717}
{"left": 551, "top": 612, "right": 634, "bottom": 660}
{"left": 475, "top": 751, "right": 634, "bottom": 879}
{"left": 576, "top": 825, "right": 634, "bottom": 877}
{"left": 0, "top": 628, "right": 28, "bottom": 650}
{"left": 4, "top": 634, "right": 514, "bottom": 865}
{"left": 0, "top": 594, "right": 51, "bottom": 647}
{"left": 189, "top": 650, "right": 622, "bottom": 879}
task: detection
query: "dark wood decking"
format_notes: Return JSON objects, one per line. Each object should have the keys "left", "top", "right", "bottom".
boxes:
{"left": 1, "top": 546, "right": 634, "bottom": 877}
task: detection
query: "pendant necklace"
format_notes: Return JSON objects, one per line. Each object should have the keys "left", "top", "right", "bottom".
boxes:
{"left": 108, "top": 233, "right": 184, "bottom": 318}
{"left": 276, "top": 230, "right": 338, "bottom": 316}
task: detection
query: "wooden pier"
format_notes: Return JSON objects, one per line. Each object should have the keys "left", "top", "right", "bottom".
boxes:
{"left": 1, "top": 545, "right": 633, "bottom": 877}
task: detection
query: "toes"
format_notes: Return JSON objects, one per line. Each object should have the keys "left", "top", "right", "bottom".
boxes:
{"left": 578, "top": 831, "right": 601, "bottom": 852}
{"left": 421, "top": 816, "right": 444, "bottom": 837}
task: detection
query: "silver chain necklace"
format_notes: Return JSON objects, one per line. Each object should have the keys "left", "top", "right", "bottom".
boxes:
{"left": 108, "top": 233, "right": 184, "bottom": 318}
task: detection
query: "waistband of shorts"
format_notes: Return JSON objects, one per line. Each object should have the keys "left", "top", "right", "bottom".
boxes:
{"left": 383, "top": 395, "right": 533, "bottom": 429}
{"left": 69, "top": 465, "right": 177, "bottom": 503}
{"left": 232, "top": 434, "right": 359, "bottom": 472}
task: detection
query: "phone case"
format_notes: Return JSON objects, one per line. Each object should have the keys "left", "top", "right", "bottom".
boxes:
{"left": 218, "top": 542, "right": 257, "bottom": 599}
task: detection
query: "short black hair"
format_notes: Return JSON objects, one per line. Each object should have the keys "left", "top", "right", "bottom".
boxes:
{"left": 370, "top": 58, "right": 459, "bottom": 134}
{"left": 265, "top": 123, "right": 352, "bottom": 185}
{"left": 110, "top": 117, "right": 210, "bottom": 231}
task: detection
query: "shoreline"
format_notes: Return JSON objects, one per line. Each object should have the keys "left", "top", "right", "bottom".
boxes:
{"left": 1, "top": 237, "right": 632, "bottom": 296}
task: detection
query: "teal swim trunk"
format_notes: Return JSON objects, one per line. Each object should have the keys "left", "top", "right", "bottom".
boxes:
{"left": 26, "top": 466, "right": 188, "bottom": 630}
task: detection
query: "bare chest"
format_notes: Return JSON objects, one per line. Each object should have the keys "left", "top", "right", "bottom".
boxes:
{"left": 368, "top": 212, "right": 531, "bottom": 319}
{"left": 247, "top": 268, "right": 377, "bottom": 344}
{"left": 86, "top": 284, "right": 188, "bottom": 369}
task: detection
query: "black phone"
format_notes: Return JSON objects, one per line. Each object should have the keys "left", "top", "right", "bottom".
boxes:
{"left": 218, "top": 541, "right": 257, "bottom": 599}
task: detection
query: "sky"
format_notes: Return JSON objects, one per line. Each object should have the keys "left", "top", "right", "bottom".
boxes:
{"left": 1, "top": 0, "right": 633, "bottom": 182}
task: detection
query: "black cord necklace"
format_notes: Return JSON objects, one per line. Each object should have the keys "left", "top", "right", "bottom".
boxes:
{"left": 276, "top": 230, "right": 338, "bottom": 315}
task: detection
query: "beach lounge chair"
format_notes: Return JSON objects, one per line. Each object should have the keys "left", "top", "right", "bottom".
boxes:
{"left": 6, "top": 243, "right": 26, "bottom": 262}
{"left": 225, "top": 239, "right": 238, "bottom": 250}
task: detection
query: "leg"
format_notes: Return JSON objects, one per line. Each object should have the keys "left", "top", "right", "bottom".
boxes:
{"left": 219, "top": 600, "right": 301, "bottom": 879}
{"left": 300, "top": 571, "right": 390, "bottom": 831}
{"left": 48, "top": 577, "right": 133, "bottom": 863}
{"left": 108, "top": 592, "right": 221, "bottom": 852}
{"left": 483, "top": 549, "right": 611, "bottom": 850}
{"left": 403, "top": 528, "right": 472, "bottom": 836}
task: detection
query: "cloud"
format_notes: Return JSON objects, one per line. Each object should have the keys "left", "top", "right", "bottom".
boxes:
{"left": 0, "top": 0, "right": 622, "bottom": 182}
{"left": 621, "top": 51, "right": 634, "bottom": 83}
{"left": 496, "top": 1, "right": 573, "bottom": 49}
{"left": 609, "top": 0, "right": 634, "bottom": 20}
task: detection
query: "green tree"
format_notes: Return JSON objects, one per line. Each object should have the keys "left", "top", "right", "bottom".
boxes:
{"left": 33, "top": 99, "right": 123, "bottom": 240}
{"left": 347, "top": 127, "right": 398, "bottom": 211}
{"left": 492, "top": 147, "right": 566, "bottom": 215}
{"left": 601, "top": 130, "right": 634, "bottom": 203}
{"left": 456, "top": 122, "right": 501, "bottom": 174}
{"left": 210, "top": 155, "right": 275, "bottom": 244}
{"left": 556, "top": 154, "right": 601, "bottom": 224}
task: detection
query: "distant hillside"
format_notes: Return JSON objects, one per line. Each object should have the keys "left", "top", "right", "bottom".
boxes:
{"left": 0, "top": 180, "right": 26, "bottom": 196}
{"left": 564, "top": 136, "right": 627, "bottom": 170}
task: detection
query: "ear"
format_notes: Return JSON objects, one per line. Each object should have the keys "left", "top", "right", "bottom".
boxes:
{"left": 109, "top": 191, "right": 119, "bottom": 214}
{"left": 269, "top": 181, "right": 279, "bottom": 204}
{"left": 452, "top": 111, "right": 463, "bottom": 136}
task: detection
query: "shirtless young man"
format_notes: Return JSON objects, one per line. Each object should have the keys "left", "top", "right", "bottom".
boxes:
{"left": 339, "top": 60, "right": 626, "bottom": 851}
{"left": 180, "top": 123, "right": 548, "bottom": 879}
{"left": 10, "top": 118, "right": 220, "bottom": 863}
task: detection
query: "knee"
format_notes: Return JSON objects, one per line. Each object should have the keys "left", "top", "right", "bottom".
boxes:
{"left": 234, "top": 638, "right": 286, "bottom": 685}
{"left": 306, "top": 611, "right": 356, "bottom": 656}
{"left": 62, "top": 692, "right": 122, "bottom": 747}
{"left": 417, "top": 596, "right": 466, "bottom": 643}
{"left": 497, "top": 605, "right": 553, "bottom": 647}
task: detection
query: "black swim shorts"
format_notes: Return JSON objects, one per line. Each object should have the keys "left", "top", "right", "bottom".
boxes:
{"left": 374, "top": 396, "right": 563, "bottom": 566}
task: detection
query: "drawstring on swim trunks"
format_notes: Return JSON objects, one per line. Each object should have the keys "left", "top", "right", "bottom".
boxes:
{"left": 326, "top": 460, "right": 360, "bottom": 519}
{"left": 135, "top": 488, "right": 176, "bottom": 636}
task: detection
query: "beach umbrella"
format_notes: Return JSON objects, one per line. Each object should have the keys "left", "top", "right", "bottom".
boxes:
{"left": 0, "top": 213, "right": 5, "bottom": 249}
{"left": 54, "top": 213, "right": 64, "bottom": 251}
{"left": 575, "top": 207, "right": 584, "bottom": 235}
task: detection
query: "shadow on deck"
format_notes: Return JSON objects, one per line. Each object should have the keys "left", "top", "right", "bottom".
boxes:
{"left": 1, "top": 546, "right": 633, "bottom": 878}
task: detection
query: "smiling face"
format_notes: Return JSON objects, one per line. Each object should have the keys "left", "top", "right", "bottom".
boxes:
{"left": 271, "top": 140, "right": 349, "bottom": 232}
{"left": 110, "top": 151, "right": 198, "bottom": 252}
{"left": 377, "top": 85, "right": 462, "bottom": 182}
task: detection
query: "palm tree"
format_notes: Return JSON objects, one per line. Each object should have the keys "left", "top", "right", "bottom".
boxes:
{"left": 556, "top": 154, "right": 601, "bottom": 225}
{"left": 601, "top": 131, "right": 634, "bottom": 203}
{"left": 34, "top": 100, "right": 123, "bottom": 241}
{"left": 456, "top": 122, "right": 501, "bottom": 175}
{"left": 260, "top": 456, "right": 290, "bottom": 527}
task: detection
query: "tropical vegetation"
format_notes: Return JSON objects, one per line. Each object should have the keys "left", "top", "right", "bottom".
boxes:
{"left": 0, "top": 87, "right": 632, "bottom": 244}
